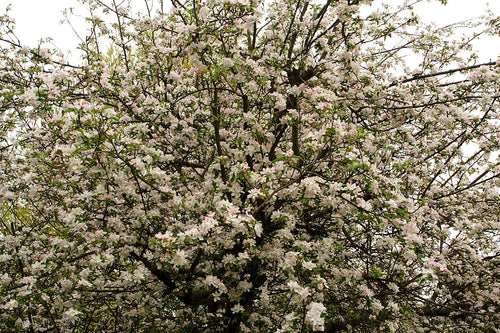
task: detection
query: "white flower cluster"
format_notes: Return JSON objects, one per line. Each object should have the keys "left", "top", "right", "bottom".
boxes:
{"left": 287, "top": 280, "right": 310, "bottom": 300}
{"left": 205, "top": 275, "right": 228, "bottom": 300}
{"left": 306, "top": 302, "right": 326, "bottom": 331}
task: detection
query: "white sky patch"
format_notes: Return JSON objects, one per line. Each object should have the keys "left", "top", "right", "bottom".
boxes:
{"left": 385, "top": 0, "right": 500, "bottom": 62}
{"left": 1, "top": 0, "right": 499, "bottom": 60}
{"left": 0, "top": 0, "right": 156, "bottom": 62}
{"left": 0, "top": 0, "right": 85, "bottom": 56}
{"left": 0, "top": 1, "right": 498, "bottom": 39}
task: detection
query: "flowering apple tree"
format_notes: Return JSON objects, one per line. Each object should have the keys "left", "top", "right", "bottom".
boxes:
{"left": 1, "top": 0, "right": 500, "bottom": 331}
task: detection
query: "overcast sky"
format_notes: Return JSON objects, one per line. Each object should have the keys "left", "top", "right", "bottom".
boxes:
{"left": 0, "top": 0, "right": 499, "bottom": 62}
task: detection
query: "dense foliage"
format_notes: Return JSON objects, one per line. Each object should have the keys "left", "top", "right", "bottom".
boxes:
{"left": 1, "top": 0, "right": 500, "bottom": 331}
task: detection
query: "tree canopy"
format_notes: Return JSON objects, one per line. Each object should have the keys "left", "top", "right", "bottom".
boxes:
{"left": 1, "top": 0, "right": 500, "bottom": 331}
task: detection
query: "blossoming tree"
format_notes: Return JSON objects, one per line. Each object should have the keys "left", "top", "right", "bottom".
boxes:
{"left": 1, "top": 0, "right": 500, "bottom": 331}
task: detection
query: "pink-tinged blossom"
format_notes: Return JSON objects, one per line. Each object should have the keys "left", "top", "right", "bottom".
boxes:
{"left": 248, "top": 188, "right": 263, "bottom": 200}
{"left": 287, "top": 280, "right": 310, "bottom": 300}
{"left": 220, "top": 58, "right": 233, "bottom": 69}
{"left": 62, "top": 308, "right": 81, "bottom": 323}
{"left": 306, "top": 302, "right": 326, "bottom": 331}
{"left": 302, "top": 260, "right": 317, "bottom": 270}
{"left": 2, "top": 299, "right": 18, "bottom": 310}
